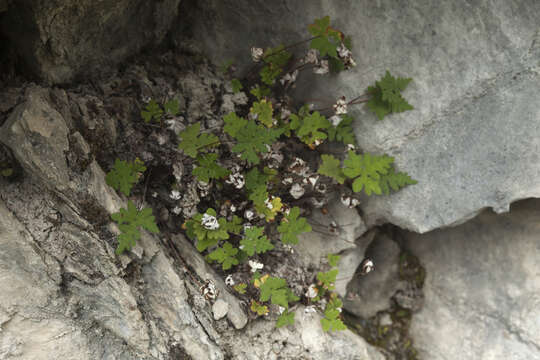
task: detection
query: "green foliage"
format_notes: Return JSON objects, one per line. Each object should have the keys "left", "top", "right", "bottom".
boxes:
{"left": 260, "top": 45, "right": 292, "bottom": 85}
{"left": 250, "top": 85, "right": 271, "bottom": 100}
{"left": 208, "top": 242, "right": 239, "bottom": 270}
{"left": 178, "top": 122, "right": 219, "bottom": 158}
{"left": 111, "top": 201, "right": 159, "bottom": 255}
{"left": 224, "top": 113, "right": 282, "bottom": 164}
{"left": 250, "top": 300, "right": 269, "bottom": 316}
{"left": 321, "top": 296, "right": 347, "bottom": 332}
{"left": 317, "top": 268, "right": 338, "bottom": 291}
{"left": 308, "top": 16, "right": 342, "bottom": 58}
{"left": 293, "top": 111, "right": 331, "bottom": 145}
{"left": 379, "top": 167, "right": 418, "bottom": 195}
{"left": 327, "top": 114, "right": 356, "bottom": 145}
{"left": 367, "top": 71, "right": 413, "bottom": 120}
{"left": 231, "top": 79, "right": 243, "bottom": 93}
{"left": 327, "top": 254, "right": 340, "bottom": 267}
{"left": 141, "top": 99, "right": 163, "bottom": 123}
{"left": 250, "top": 99, "right": 274, "bottom": 127}
{"left": 277, "top": 207, "right": 312, "bottom": 245}
{"left": 240, "top": 226, "right": 274, "bottom": 256}
{"left": 318, "top": 154, "right": 346, "bottom": 184}
{"left": 185, "top": 209, "right": 230, "bottom": 252}
{"left": 106, "top": 158, "right": 146, "bottom": 196}
{"left": 164, "top": 98, "right": 180, "bottom": 115}
{"left": 192, "top": 153, "right": 230, "bottom": 183}
{"left": 276, "top": 310, "right": 296, "bottom": 328}
{"left": 259, "top": 276, "right": 299, "bottom": 309}
{"left": 234, "top": 283, "right": 247, "bottom": 294}
{"left": 343, "top": 151, "right": 394, "bottom": 195}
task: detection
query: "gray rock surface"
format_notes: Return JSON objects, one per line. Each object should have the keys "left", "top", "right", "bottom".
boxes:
{"left": 0, "top": 87, "right": 224, "bottom": 359}
{"left": 404, "top": 199, "right": 540, "bottom": 360}
{"left": 296, "top": 196, "right": 366, "bottom": 269}
{"left": 344, "top": 233, "right": 406, "bottom": 318}
{"left": 1, "top": 0, "right": 181, "bottom": 83}
{"left": 221, "top": 306, "right": 385, "bottom": 360}
{"left": 187, "top": 0, "right": 540, "bottom": 233}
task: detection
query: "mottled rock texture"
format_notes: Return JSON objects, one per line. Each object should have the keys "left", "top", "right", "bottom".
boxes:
{"left": 1, "top": 0, "right": 181, "bottom": 84}
{"left": 404, "top": 199, "right": 540, "bottom": 360}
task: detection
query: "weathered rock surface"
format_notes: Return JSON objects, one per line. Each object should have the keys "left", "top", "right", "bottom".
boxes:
{"left": 0, "top": 0, "right": 181, "bottom": 84}
{"left": 0, "top": 86, "right": 224, "bottom": 359}
{"left": 187, "top": 0, "right": 540, "bottom": 233}
{"left": 221, "top": 306, "right": 385, "bottom": 360}
{"left": 404, "top": 199, "right": 540, "bottom": 360}
{"left": 344, "top": 233, "right": 406, "bottom": 319}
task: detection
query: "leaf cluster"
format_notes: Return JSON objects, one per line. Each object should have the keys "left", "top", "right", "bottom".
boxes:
{"left": 106, "top": 158, "right": 146, "bottom": 196}
{"left": 185, "top": 209, "right": 240, "bottom": 252}
{"left": 111, "top": 201, "right": 159, "bottom": 255}
{"left": 327, "top": 114, "right": 356, "bottom": 145}
{"left": 367, "top": 71, "right": 413, "bottom": 120}
{"left": 208, "top": 241, "right": 239, "bottom": 270}
{"left": 290, "top": 111, "right": 331, "bottom": 146}
{"left": 224, "top": 112, "right": 282, "bottom": 164}
{"left": 321, "top": 296, "right": 347, "bottom": 332}
{"left": 277, "top": 207, "right": 312, "bottom": 244}
{"left": 192, "top": 153, "right": 230, "bottom": 183}
{"left": 260, "top": 45, "right": 292, "bottom": 85}
{"left": 318, "top": 152, "right": 416, "bottom": 196}
{"left": 142, "top": 98, "right": 180, "bottom": 123}
{"left": 308, "top": 16, "right": 343, "bottom": 58}
{"left": 178, "top": 122, "right": 219, "bottom": 158}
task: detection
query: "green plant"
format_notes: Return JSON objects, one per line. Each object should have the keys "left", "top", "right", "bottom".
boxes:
{"left": 104, "top": 15, "right": 417, "bottom": 331}
{"left": 111, "top": 201, "right": 159, "bottom": 255}
{"left": 105, "top": 158, "right": 146, "bottom": 196}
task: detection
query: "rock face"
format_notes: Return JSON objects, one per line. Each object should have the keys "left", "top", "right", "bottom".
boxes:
{"left": 186, "top": 0, "right": 540, "bottom": 233}
{"left": 404, "top": 199, "right": 540, "bottom": 360}
{"left": 0, "top": 0, "right": 181, "bottom": 84}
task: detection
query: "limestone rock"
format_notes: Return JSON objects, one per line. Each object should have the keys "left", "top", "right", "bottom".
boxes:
{"left": 212, "top": 299, "right": 229, "bottom": 321}
{"left": 344, "top": 233, "right": 406, "bottom": 318}
{"left": 296, "top": 197, "right": 366, "bottom": 269}
{"left": 186, "top": 0, "right": 540, "bottom": 233}
{"left": 1, "top": 0, "right": 181, "bottom": 84}
{"left": 404, "top": 199, "right": 540, "bottom": 359}
{"left": 222, "top": 306, "right": 385, "bottom": 360}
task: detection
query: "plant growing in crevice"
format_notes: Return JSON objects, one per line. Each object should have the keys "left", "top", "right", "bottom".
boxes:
{"left": 105, "top": 15, "right": 416, "bottom": 331}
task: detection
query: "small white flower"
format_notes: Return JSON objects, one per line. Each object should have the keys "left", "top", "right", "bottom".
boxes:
{"left": 226, "top": 172, "right": 245, "bottom": 189}
{"left": 172, "top": 206, "right": 182, "bottom": 215}
{"left": 201, "top": 213, "right": 220, "bottom": 230}
{"left": 359, "top": 258, "right": 374, "bottom": 275}
{"left": 169, "top": 189, "right": 182, "bottom": 200}
{"left": 290, "top": 183, "right": 305, "bottom": 199}
{"left": 304, "top": 305, "right": 317, "bottom": 314}
{"left": 199, "top": 279, "right": 218, "bottom": 301}
{"left": 248, "top": 260, "right": 264, "bottom": 273}
{"left": 333, "top": 96, "right": 347, "bottom": 115}
{"left": 304, "top": 49, "right": 319, "bottom": 64}
{"left": 313, "top": 60, "right": 329, "bottom": 75}
{"left": 264, "top": 197, "right": 274, "bottom": 210}
{"left": 288, "top": 157, "right": 309, "bottom": 176}
{"left": 225, "top": 275, "right": 235, "bottom": 286}
{"left": 280, "top": 69, "right": 299, "bottom": 86}
{"left": 337, "top": 43, "right": 352, "bottom": 59}
{"left": 341, "top": 194, "right": 360, "bottom": 208}
{"left": 280, "top": 108, "right": 292, "bottom": 120}
{"left": 305, "top": 284, "right": 318, "bottom": 299}
{"left": 230, "top": 204, "right": 237, "bottom": 213}
{"left": 336, "top": 307, "right": 342, "bottom": 313}
{"left": 282, "top": 177, "right": 293, "bottom": 185}
{"left": 278, "top": 306, "right": 286, "bottom": 315}
{"left": 244, "top": 209, "right": 255, "bottom": 221}
{"left": 329, "top": 115, "right": 343, "bottom": 127}
{"left": 346, "top": 143, "right": 356, "bottom": 151}
{"left": 152, "top": 192, "right": 158, "bottom": 198}
{"left": 313, "top": 138, "right": 323, "bottom": 147}
{"left": 251, "top": 47, "right": 264, "bottom": 62}
{"left": 239, "top": 245, "right": 245, "bottom": 250}
{"left": 308, "top": 175, "right": 319, "bottom": 188}
{"left": 315, "top": 183, "right": 327, "bottom": 194}
{"left": 283, "top": 244, "right": 294, "bottom": 253}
